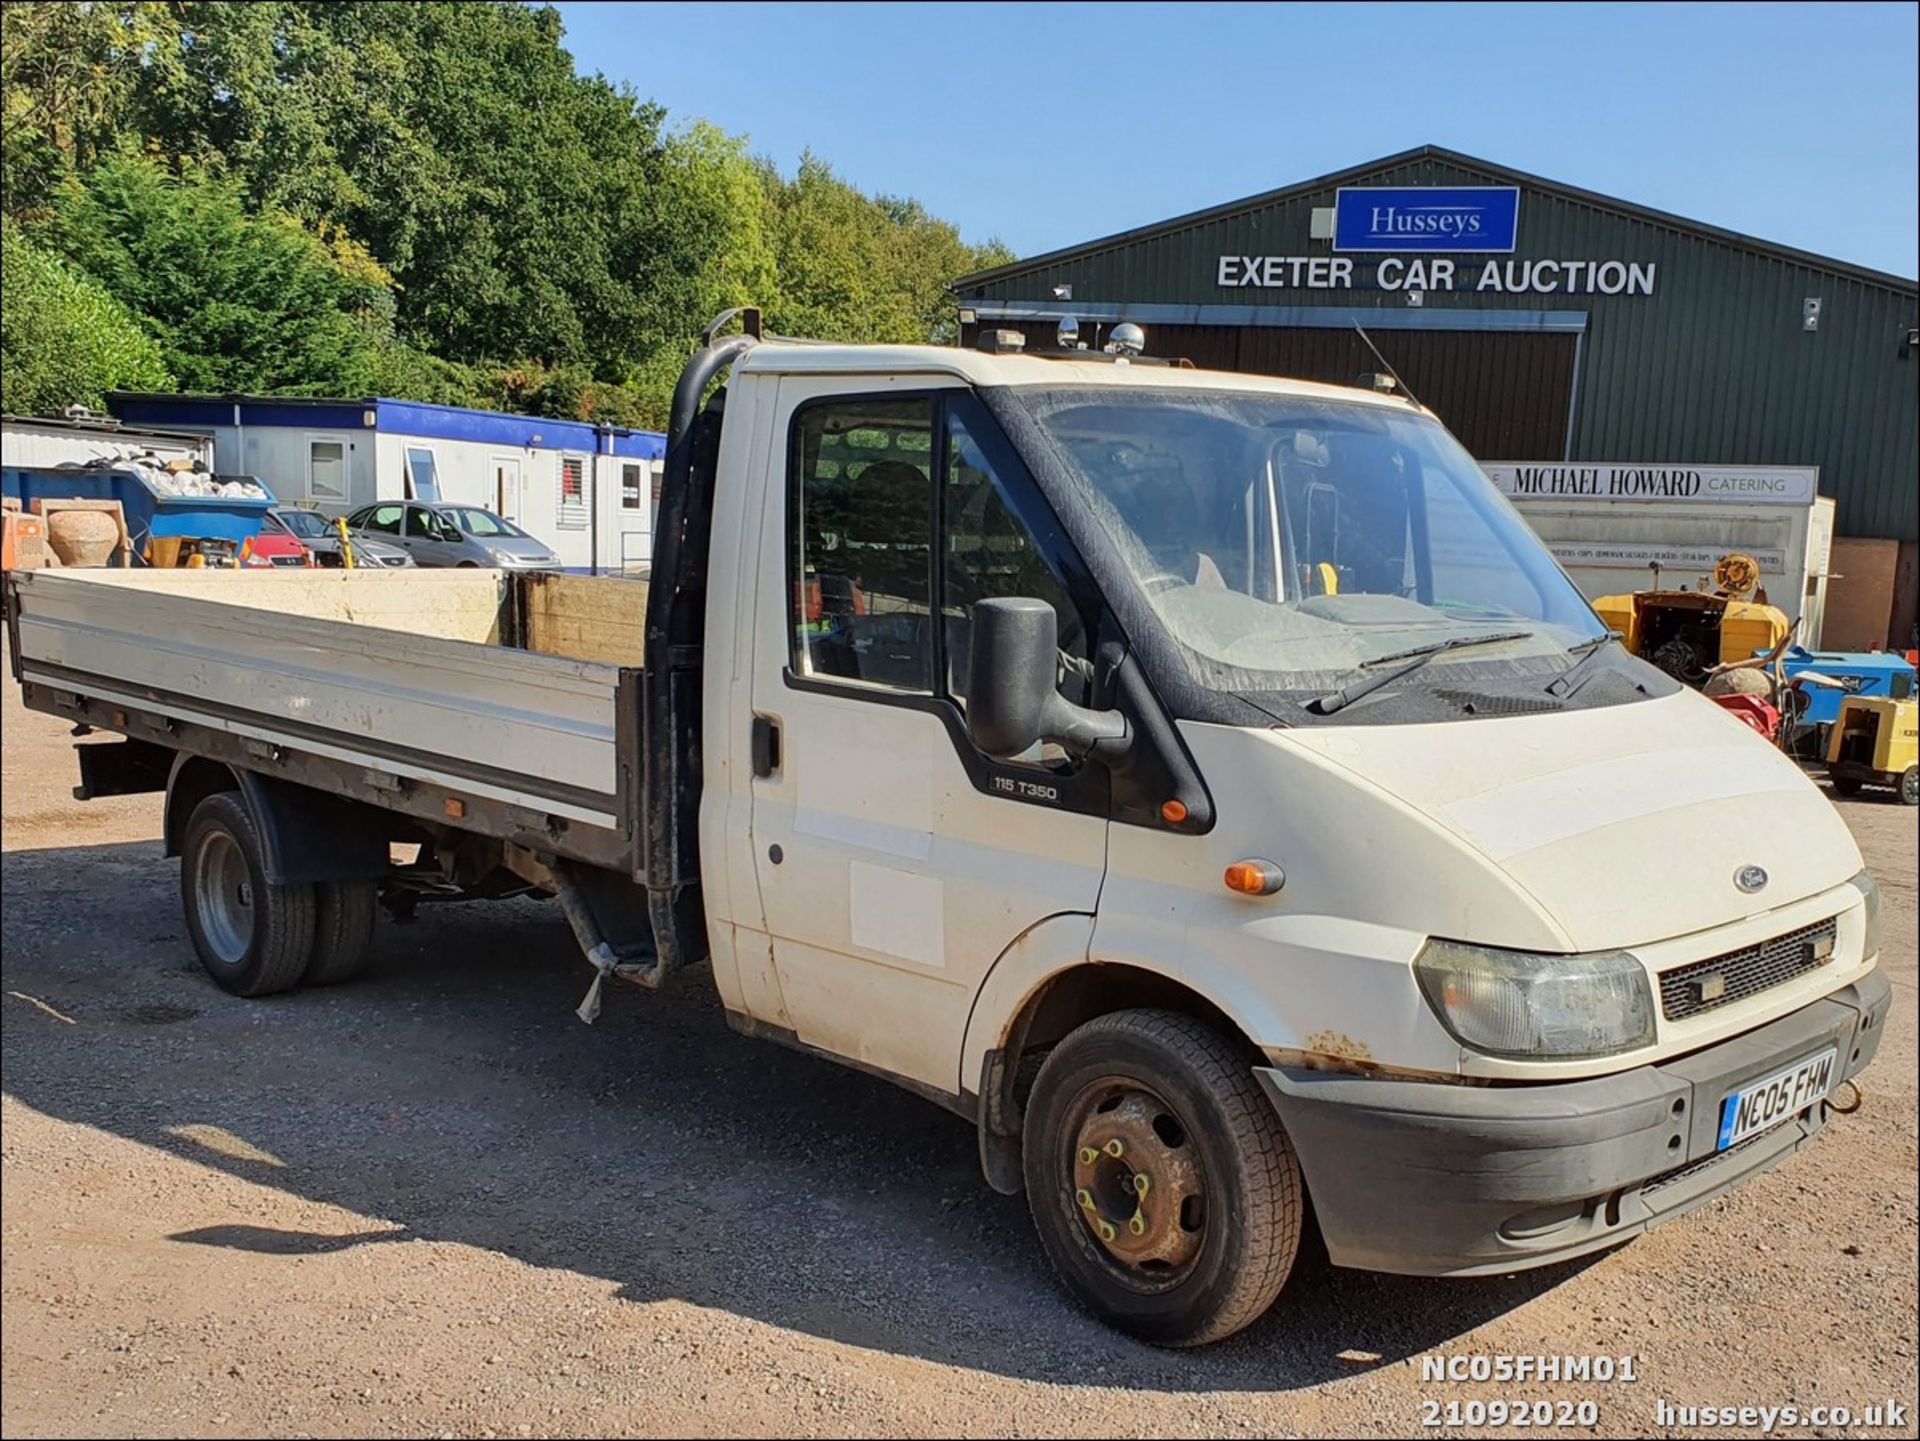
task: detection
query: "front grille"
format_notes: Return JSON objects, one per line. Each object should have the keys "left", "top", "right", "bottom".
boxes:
{"left": 1659, "top": 918, "right": 1837, "bottom": 1021}
{"left": 269, "top": 554, "right": 306, "bottom": 567}
{"left": 1641, "top": 1129, "right": 1773, "bottom": 1198}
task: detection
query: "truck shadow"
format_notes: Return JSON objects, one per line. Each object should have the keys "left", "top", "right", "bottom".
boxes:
{"left": 1, "top": 838, "right": 1601, "bottom": 1393}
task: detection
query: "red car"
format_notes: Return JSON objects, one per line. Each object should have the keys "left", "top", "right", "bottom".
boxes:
{"left": 240, "top": 513, "right": 316, "bottom": 568}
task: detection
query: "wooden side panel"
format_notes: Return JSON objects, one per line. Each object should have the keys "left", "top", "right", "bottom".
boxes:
{"left": 523, "top": 573, "right": 650, "bottom": 665}
{"left": 58, "top": 568, "right": 509, "bottom": 644}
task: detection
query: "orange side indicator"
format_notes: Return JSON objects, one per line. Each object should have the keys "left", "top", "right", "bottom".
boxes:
{"left": 1224, "top": 860, "right": 1286, "bottom": 897}
{"left": 1160, "top": 798, "right": 1189, "bottom": 825}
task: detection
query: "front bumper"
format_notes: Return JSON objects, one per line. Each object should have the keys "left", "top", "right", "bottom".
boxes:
{"left": 1257, "top": 969, "right": 1891, "bottom": 1276}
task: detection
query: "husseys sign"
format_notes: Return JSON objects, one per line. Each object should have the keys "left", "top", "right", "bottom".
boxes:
{"left": 1333, "top": 187, "right": 1519, "bottom": 252}
{"left": 1217, "top": 184, "right": 1658, "bottom": 295}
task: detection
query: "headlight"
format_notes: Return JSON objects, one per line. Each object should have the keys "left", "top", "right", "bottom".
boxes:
{"left": 1851, "top": 870, "right": 1881, "bottom": 958}
{"left": 488, "top": 547, "right": 517, "bottom": 565}
{"left": 1415, "top": 939, "right": 1655, "bottom": 1059}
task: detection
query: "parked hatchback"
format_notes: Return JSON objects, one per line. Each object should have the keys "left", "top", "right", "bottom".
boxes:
{"left": 267, "top": 507, "right": 415, "bottom": 569}
{"left": 344, "top": 501, "right": 562, "bottom": 570}
{"left": 239, "top": 518, "right": 314, "bottom": 569}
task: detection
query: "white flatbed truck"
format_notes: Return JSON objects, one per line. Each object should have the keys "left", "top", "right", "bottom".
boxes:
{"left": 6, "top": 311, "right": 1888, "bottom": 1345}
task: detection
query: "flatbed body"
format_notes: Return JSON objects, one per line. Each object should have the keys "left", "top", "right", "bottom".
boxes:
{"left": 8, "top": 568, "right": 646, "bottom": 872}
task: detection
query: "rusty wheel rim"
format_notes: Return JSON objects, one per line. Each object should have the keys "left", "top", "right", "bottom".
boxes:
{"left": 1066, "top": 1081, "right": 1205, "bottom": 1291}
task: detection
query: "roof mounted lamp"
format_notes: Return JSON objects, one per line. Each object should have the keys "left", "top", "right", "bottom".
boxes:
{"left": 1056, "top": 315, "right": 1082, "bottom": 350}
{"left": 1105, "top": 323, "right": 1147, "bottom": 357}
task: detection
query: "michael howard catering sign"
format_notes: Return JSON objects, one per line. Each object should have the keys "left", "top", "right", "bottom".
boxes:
{"left": 1333, "top": 187, "right": 1520, "bottom": 252}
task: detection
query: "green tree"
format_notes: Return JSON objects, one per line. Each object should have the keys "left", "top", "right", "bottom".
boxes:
{"left": 0, "top": 220, "right": 170, "bottom": 413}
{"left": 2, "top": 2, "right": 1019, "bottom": 424}
{"left": 33, "top": 154, "right": 412, "bottom": 396}
{"left": 133, "top": 3, "right": 689, "bottom": 380}
{"left": 763, "top": 154, "right": 1014, "bottom": 346}
{"left": 0, "top": 2, "right": 181, "bottom": 218}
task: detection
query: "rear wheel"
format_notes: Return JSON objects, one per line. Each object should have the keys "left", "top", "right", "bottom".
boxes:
{"left": 305, "top": 880, "right": 378, "bottom": 984}
{"left": 180, "top": 793, "right": 315, "bottom": 996}
{"left": 1830, "top": 772, "right": 1863, "bottom": 798}
{"left": 1022, "top": 1009, "right": 1303, "bottom": 1346}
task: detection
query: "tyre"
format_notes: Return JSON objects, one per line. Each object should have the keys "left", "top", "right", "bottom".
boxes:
{"left": 305, "top": 879, "right": 378, "bottom": 984}
{"left": 1829, "top": 772, "right": 1863, "bottom": 798}
{"left": 1021, "top": 1008, "right": 1303, "bottom": 1347}
{"left": 180, "top": 793, "right": 316, "bottom": 997}
{"left": 1900, "top": 766, "right": 1918, "bottom": 807}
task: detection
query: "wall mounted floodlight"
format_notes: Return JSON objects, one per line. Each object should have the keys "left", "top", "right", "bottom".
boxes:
{"left": 1052, "top": 284, "right": 1073, "bottom": 300}
{"left": 1802, "top": 297, "right": 1822, "bottom": 332}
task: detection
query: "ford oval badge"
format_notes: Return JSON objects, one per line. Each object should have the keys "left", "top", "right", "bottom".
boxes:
{"left": 1735, "top": 865, "right": 1769, "bottom": 894}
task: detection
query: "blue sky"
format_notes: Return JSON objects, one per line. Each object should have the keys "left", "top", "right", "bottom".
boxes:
{"left": 554, "top": 1, "right": 1919, "bottom": 279}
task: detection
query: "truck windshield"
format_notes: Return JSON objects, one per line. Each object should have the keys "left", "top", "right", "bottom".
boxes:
{"left": 1015, "top": 386, "right": 1606, "bottom": 692}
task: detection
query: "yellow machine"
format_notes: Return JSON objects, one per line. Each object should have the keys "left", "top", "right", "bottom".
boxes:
{"left": 1593, "top": 552, "right": 1792, "bottom": 687}
{"left": 1825, "top": 696, "right": 1919, "bottom": 805}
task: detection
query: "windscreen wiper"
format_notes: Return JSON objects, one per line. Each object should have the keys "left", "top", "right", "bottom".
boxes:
{"left": 1546, "top": 631, "right": 1622, "bottom": 699}
{"left": 1307, "top": 630, "right": 1535, "bottom": 716}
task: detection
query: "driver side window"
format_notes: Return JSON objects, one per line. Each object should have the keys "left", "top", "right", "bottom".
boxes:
{"left": 788, "top": 394, "right": 1090, "bottom": 718}
{"left": 943, "top": 410, "right": 1088, "bottom": 707}
{"left": 790, "top": 399, "right": 936, "bottom": 692}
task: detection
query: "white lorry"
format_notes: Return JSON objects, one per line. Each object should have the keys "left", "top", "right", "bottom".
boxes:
{"left": 5, "top": 311, "right": 1888, "bottom": 1346}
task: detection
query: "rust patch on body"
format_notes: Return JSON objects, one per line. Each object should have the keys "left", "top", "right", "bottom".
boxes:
{"left": 1302, "top": 1030, "right": 1374, "bottom": 1065}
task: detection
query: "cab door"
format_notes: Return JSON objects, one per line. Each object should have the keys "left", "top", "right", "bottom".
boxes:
{"left": 745, "top": 379, "right": 1109, "bottom": 1094}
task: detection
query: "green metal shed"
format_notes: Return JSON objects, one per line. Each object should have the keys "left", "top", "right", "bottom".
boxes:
{"left": 955, "top": 147, "right": 1919, "bottom": 575}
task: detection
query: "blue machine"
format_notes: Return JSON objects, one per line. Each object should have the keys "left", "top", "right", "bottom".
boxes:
{"left": 2, "top": 464, "right": 276, "bottom": 562}
{"left": 1774, "top": 646, "right": 1919, "bottom": 728}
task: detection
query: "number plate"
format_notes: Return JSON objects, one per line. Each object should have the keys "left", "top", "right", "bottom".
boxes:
{"left": 1717, "top": 1048, "right": 1837, "bottom": 1150}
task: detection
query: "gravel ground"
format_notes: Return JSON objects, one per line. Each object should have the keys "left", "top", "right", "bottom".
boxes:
{"left": 2, "top": 656, "right": 1915, "bottom": 1439}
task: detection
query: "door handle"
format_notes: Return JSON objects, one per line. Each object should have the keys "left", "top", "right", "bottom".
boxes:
{"left": 750, "top": 714, "right": 781, "bottom": 777}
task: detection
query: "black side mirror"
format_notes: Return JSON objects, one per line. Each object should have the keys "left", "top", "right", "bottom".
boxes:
{"left": 966, "top": 598, "right": 1127, "bottom": 761}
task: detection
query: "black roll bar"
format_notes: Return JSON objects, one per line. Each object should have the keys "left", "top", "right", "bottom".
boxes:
{"left": 637, "top": 308, "right": 761, "bottom": 978}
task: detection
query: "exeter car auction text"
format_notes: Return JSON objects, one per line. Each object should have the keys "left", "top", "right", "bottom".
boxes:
{"left": 1216, "top": 256, "right": 1657, "bottom": 294}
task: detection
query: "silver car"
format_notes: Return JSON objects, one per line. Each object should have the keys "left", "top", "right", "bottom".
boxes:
{"left": 344, "top": 501, "right": 562, "bottom": 570}
{"left": 267, "top": 507, "right": 416, "bottom": 568}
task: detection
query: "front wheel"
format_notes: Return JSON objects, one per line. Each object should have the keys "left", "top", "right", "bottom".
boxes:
{"left": 1900, "top": 765, "right": 1918, "bottom": 806}
{"left": 1022, "top": 1009, "right": 1303, "bottom": 1346}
